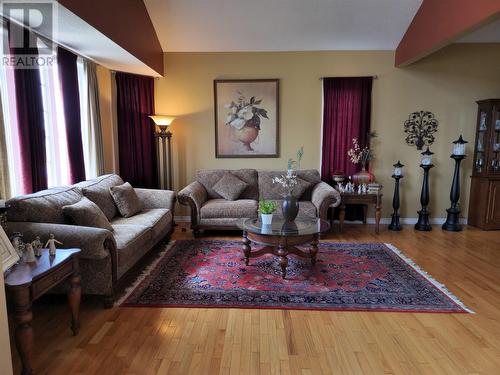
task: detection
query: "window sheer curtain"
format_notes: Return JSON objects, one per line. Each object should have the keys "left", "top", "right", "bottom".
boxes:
{"left": 0, "top": 91, "right": 10, "bottom": 199}
{"left": 77, "top": 58, "right": 105, "bottom": 178}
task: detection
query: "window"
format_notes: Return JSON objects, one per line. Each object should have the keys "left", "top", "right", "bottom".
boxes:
{"left": 0, "top": 61, "right": 24, "bottom": 195}
{"left": 39, "top": 61, "right": 71, "bottom": 187}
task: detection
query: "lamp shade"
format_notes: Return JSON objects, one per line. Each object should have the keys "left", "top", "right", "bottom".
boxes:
{"left": 149, "top": 115, "right": 175, "bottom": 126}
{"left": 452, "top": 135, "right": 467, "bottom": 156}
{"left": 393, "top": 160, "right": 404, "bottom": 177}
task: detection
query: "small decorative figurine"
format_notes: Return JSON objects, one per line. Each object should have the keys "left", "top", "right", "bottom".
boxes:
{"left": 11, "top": 232, "right": 24, "bottom": 257}
{"left": 357, "top": 184, "right": 362, "bottom": 194}
{"left": 32, "top": 236, "right": 43, "bottom": 257}
{"left": 45, "top": 234, "right": 63, "bottom": 256}
{"left": 24, "top": 243, "right": 36, "bottom": 263}
{"left": 362, "top": 184, "right": 367, "bottom": 194}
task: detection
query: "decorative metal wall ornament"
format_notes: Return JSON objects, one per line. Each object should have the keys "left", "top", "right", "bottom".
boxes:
{"left": 404, "top": 111, "right": 438, "bottom": 150}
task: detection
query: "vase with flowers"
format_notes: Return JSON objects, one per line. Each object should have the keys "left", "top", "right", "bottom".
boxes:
{"left": 272, "top": 147, "right": 304, "bottom": 222}
{"left": 347, "top": 133, "right": 377, "bottom": 184}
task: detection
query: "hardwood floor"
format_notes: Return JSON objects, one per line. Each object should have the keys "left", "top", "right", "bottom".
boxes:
{"left": 9, "top": 223, "right": 500, "bottom": 375}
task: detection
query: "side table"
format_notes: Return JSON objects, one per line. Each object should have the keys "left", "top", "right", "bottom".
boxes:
{"left": 4, "top": 248, "right": 81, "bottom": 375}
{"left": 337, "top": 192, "right": 383, "bottom": 234}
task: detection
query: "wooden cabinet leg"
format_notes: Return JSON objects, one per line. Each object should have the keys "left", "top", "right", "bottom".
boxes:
{"left": 11, "top": 287, "right": 34, "bottom": 375}
{"left": 375, "top": 196, "right": 382, "bottom": 234}
{"left": 68, "top": 272, "right": 81, "bottom": 336}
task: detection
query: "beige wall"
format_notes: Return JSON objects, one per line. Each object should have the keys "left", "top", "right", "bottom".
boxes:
{"left": 0, "top": 270, "right": 13, "bottom": 375}
{"left": 154, "top": 44, "right": 500, "bottom": 219}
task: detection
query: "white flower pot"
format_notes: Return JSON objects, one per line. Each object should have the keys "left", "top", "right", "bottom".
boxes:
{"left": 261, "top": 213, "right": 273, "bottom": 225}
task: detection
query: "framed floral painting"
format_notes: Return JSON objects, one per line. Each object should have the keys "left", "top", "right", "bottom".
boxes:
{"left": 214, "top": 79, "right": 279, "bottom": 158}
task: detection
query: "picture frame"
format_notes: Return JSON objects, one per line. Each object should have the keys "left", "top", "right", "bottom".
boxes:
{"left": 214, "top": 79, "right": 279, "bottom": 158}
{"left": 1, "top": 226, "right": 19, "bottom": 272}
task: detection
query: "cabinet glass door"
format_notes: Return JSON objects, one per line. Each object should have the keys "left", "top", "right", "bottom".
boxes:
{"left": 491, "top": 108, "right": 500, "bottom": 173}
{"left": 475, "top": 110, "right": 487, "bottom": 173}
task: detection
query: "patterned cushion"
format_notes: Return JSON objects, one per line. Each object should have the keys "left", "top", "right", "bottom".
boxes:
{"left": 292, "top": 177, "right": 312, "bottom": 199}
{"left": 269, "top": 200, "right": 317, "bottom": 219}
{"left": 111, "top": 208, "right": 172, "bottom": 239}
{"left": 258, "top": 170, "right": 321, "bottom": 201}
{"left": 200, "top": 199, "right": 258, "bottom": 219}
{"left": 62, "top": 197, "right": 113, "bottom": 231}
{"left": 7, "top": 187, "right": 83, "bottom": 224}
{"left": 112, "top": 224, "right": 152, "bottom": 278}
{"left": 196, "top": 169, "right": 258, "bottom": 200}
{"left": 81, "top": 175, "right": 124, "bottom": 220}
{"left": 109, "top": 182, "right": 143, "bottom": 218}
{"left": 212, "top": 173, "right": 248, "bottom": 201}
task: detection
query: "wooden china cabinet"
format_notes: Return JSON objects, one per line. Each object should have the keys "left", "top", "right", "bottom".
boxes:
{"left": 468, "top": 99, "right": 500, "bottom": 230}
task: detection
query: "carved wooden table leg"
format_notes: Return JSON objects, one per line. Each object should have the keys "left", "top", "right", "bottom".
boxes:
{"left": 339, "top": 203, "right": 346, "bottom": 232}
{"left": 310, "top": 234, "right": 319, "bottom": 265}
{"left": 11, "top": 286, "right": 34, "bottom": 375}
{"left": 375, "top": 194, "right": 382, "bottom": 234}
{"left": 242, "top": 231, "right": 251, "bottom": 265}
{"left": 277, "top": 244, "right": 288, "bottom": 279}
{"left": 68, "top": 268, "right": 81, "bottom": 336}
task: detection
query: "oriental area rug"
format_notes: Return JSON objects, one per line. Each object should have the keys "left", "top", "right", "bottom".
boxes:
{"left": 119, "top": 240, "right": 471, "bottom": 313}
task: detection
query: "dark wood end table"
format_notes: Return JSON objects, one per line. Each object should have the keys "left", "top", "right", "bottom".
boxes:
{"left": 238, "top": 218, "right": 330, "bottom": 279}
{"left": 4, "top": 248, "right": 81, "bottom": 375}
{"left": 338, "top": 192, "right": 383, "bottom": 234}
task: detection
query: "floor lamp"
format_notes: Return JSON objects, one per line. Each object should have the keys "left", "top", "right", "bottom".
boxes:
{"left": 149, "top": 115, "right": 175, "bottom": 190}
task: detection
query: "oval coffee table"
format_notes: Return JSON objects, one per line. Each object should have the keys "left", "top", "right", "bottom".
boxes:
{"left": 238, "top": 218, "right": 330, "bottom": 279}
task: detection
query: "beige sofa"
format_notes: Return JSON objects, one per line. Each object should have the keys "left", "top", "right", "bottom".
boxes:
{"left": 6, "top": 174, "right": 176, "bottom": 306}
{"left": 178, "top": 169, "right": 340, "bottom": 236}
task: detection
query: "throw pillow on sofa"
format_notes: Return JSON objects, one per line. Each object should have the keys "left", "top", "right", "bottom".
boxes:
{"left": 212, "top": 173, "right": 248, "bottom": 201}
{"left": 62, "top": 197, "right": 114, "bottom": 231}
{"left": 109, "top": 182, "right": 143, "bottom": 218}
{"left": 292, "top": 177, "right": 311, "bottom": 199}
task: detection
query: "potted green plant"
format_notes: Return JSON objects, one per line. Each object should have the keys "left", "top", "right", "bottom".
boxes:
{"left": 259, "top": 199, "right": 278, "bottom": 225}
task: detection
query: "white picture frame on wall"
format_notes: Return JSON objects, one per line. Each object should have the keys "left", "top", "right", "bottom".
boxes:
{"left": 1, "top": 226, "right": 19, "bottom": 272}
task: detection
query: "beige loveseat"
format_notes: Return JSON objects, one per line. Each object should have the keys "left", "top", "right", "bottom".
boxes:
{"left": 6, "top": 174, "right": 176, "bottom": 306}
{"left": 178, "top": 169, "right": 340, "bottom": 236}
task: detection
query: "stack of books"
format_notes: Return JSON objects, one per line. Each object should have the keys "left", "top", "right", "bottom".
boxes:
{"left": 367, "top": 183, "right": 382, "bottom": 194}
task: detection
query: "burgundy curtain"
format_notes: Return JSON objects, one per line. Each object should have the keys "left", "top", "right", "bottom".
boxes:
{"left": 321, "top": 77, "right": 373, "bottom": 182}
{"left": 58, "top": 47, "right": 86, "bottom": 183}
{"left": 115, "top": 72, "right": 157, "bottom": 188}
{"left": 10, "top": 24, "right": 47, "bottom": 193}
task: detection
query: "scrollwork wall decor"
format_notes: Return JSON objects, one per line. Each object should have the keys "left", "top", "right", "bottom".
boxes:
{"left": 404, "top": 111, "right": 438, "bottom": 150}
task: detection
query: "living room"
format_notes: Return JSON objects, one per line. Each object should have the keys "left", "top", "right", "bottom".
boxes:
{"left": 1, "top": 1, "right": 500, "bottom": 374}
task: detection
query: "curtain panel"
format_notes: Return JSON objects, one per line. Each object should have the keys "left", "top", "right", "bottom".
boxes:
{"left": 10, "top": 24, "right": 48, "bottom": 194}
{"left": 58, "top": 47, "right": 86, "bottom": 183}
{"left": 321, "top": 77, "right": 373, "bottom": 182}
{"left": 115, "top": 72, "right": 157, "bottom": 188}
{"left": 0, "top": 91, "right": 10, "bottom": 199}
{"left": 84, "top": 60, "right": 105, "bottom": 176}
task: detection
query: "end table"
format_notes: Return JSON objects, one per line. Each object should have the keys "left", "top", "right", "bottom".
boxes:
{"left": 337, "top": 192, "right": 383, "bottom": 234}
{"left": 4, "top": 248, "right": 81, "bottom": 375}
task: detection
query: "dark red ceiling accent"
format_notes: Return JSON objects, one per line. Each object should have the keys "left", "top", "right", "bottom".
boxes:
{"left": 58, "top": 0, "right": 163, "bottom": 76}
{"left": 396, "top": 0, "right": 500, "bottom": 67}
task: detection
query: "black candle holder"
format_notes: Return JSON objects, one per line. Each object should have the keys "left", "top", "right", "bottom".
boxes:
{"left": 442, "top": 154, "right": 466, "bottom": 231}
{"left": 415, "top": 149, "right": 434, "bottom": 231}
{"left": 388, "top": 161, "right": 404, "bottom": 231}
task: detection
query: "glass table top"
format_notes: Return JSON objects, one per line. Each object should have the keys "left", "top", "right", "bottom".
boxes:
{"left": 238, "top": 217, "right": 330, "bottom": 237}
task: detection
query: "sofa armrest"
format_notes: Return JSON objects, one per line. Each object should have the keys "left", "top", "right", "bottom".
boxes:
{"left": 6, "top": 222, "right": 115, "bottom": 260}
{"left": 177, "top": 181, "right": 207, "bottom": 228}
{"left": 311, "top": 182, "right": 341, "bottom": 220}
{"left": 135, "top": 188, "right": 176, "bottom": 211}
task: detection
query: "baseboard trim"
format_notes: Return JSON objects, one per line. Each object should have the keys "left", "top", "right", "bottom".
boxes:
{"left": 174, "top": 216, "right": 468, "bottom": 225}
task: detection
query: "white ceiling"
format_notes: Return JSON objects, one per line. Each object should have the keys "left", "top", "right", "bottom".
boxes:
{"left": 144, "top": 0, "right": 424, "bottom": 52}
{"left": 457, "top": 17, "right": 500, "bottom": 43}
{"left": 1, "top": 3, "right": 159, "bottom": 76}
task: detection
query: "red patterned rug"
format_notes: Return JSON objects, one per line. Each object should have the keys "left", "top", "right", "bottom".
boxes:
{"left": 119, "top": 240, "right": 471, "bottom": 313}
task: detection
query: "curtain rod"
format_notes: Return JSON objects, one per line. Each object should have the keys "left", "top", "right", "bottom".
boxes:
{"left": 319, "top": 75, "right": 378, "bottom": 80}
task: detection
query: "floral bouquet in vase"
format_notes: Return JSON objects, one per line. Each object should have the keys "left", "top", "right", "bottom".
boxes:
{"left": 347, "top": 133, "right": 377, "bottom": 184}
